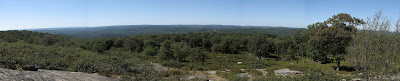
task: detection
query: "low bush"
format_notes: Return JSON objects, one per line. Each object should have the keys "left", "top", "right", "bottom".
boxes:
{"left": 162, "top": 60, "right": 184, "bottom": 68}
{"left": 246, "top": 60, "right": 270, "bottom": 69}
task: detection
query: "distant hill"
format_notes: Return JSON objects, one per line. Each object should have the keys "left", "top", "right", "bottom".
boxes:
{"left": 0, "top": 30, "right": 69, "bottom": 45}
{"left": 29, "top": 25, "right": 306, "bottom": 38}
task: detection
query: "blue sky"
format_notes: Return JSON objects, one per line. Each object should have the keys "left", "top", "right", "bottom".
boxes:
{"left": 0, "top": 0, "right": 399, "bottom": 30}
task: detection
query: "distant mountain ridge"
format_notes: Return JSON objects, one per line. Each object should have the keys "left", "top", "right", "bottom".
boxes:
{"left": 29, "top": 25, "right": 306, "bottom": 38}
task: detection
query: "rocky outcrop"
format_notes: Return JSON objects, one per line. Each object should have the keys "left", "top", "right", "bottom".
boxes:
{"left": 274, "top": 68, "right": 303, "bottom": 76}
{"left": 0, "top": 68, "right": 118, "bottom": 81}
{"left": 236, "top": 73, "right": 252, "bottom": 78}
{"left": 206, "top": 71, "right": 217, "bottom": 75}
{"left": 256, "top": 69, "right": 267, "bottom": 75}
{"left": 187, "top": 74, "right": 207, "bottom": 80}
{"left": 151, "top": 63, "right": 168, "bottom": 72}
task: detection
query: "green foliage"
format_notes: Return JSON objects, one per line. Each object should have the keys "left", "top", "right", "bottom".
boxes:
{"left": 171, "top": 42, "right": 191, "bottom": 62}
{"left": 161, "top": 60, "right": 184, "bottom": 68}
{"left": 0, "top": 42, "right": 70, "bottom": 70}
{"left": 275, "top": 36, "right": 292, "bottom": 59}
{"left": 0, "top": 30, "right": 68, "bottom": 46}
{"left": 185, "top": 63, "right": 205, "bottom": 70}
{"left": 124, "top": 38, "right": 144, "bottom": 52}
{"left": 346, "top": 11, "right": 400, "bottom": 79}
{"left": 204, "top": 53, "right": 256, "bottom": 70}
{"left": 0, "top": 37, "right": 161, "bottom": 81}
{"left": 246, "top": 60, "right": 270, "bottom": 69}
{"left": 188, "top": 47, "right": 207, "bottom": 63}
{"left": 142, "top": 47, "right": 158, "bottom": 56}
{"left": 248, "top": 34, "right": 275, "bottom": 59}
{"left": 158, "top": 40, "right": 174, "bottom": 60}
{"left": 307, "top": 13, "right": 365, "bottom": 70}
{"left": 212, "top": 37, "right": 248, "bottom": 54}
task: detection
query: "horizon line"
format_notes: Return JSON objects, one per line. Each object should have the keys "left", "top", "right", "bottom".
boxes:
{"left": 9, "top": 24, "right": 306, "bottom": 31}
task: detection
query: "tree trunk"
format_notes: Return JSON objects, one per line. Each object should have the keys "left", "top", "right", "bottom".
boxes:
{"left": 336, "top": 60, "right": 340, "bottom": 71}
{"left": 302, "top": 50, "right": 304, "bottom": 64}
{"left": 296, "top": 52, "right": 299, "bottom": 64}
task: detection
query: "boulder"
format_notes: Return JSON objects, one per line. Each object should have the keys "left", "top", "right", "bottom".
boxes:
{"left": 22, "top": 65, "right": 38, "bottom": 71}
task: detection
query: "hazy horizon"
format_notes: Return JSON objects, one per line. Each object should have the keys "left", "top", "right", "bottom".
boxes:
{"left": 1, "top": 0, "right": 399, "bottom": 30}
{"left": 17, "top": 24, "right": 304, "bottom": 30}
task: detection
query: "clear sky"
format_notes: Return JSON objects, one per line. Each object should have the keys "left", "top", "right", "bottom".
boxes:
{"left": 0, "top": 0, "right": 399, "bottom": 30}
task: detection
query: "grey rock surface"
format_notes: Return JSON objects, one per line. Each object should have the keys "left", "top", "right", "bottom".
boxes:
{"left": 151, "top": 63, "right": 168, "bottom": 72}
{"left": 187, "top": 74, "right": 207, "bottom": 80}
{"left": 256, "top": 69, "right": 267, "bottom": 75}
{"left": 0, "top": 68, "right": 118, "bottom": 81}
{"left": 391, "top": 74, "right": 400, "bottom": 80}
{"left": 273, "top": 68, "right": 303, "bottom": 76}
{"left": 206, "top": 71, "right": 217, "bottom": 75}
{"left": 236, "top": 73, "right": 252, "bottom": 78}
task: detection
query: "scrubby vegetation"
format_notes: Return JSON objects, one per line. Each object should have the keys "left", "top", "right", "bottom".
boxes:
{"left": 1, "top": 11, "right": 400, "bottom": 81}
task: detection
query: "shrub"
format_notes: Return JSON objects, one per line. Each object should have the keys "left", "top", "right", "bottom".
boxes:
{"left": 229, "top": 77, "right": 249, "bottom": 81}
{"left": 247, "top": 60, "right": 270, "bottom": 69}
{"left": 186, "top": 63, "right": 205, "bottom": 70}
{"left": 162, "top": 60, "right": 184, "bottom": 68}
{"left": 142, "top": 47, "right": 158, "bottom": 56}
{"left": 168, "top": 69, "right": 182, "bottom": 75}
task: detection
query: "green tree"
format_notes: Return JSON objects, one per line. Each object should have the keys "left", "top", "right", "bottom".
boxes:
{"left": 347, "top": 11, "right": 400, "bottom": 79}
{"left": 92, "top": 40, "right": 107, "bottom": 53}
{"left": 188, "top": 47, "right": 207, "bottom": 64}
{"left": 43, "top": 35, "right": 58, "bottom": 46}
{"left": 308, "top": 13, "right": 364, "bottom": 70}
{"left": 104, "top": 39, "right": 114, "bottom": 50}
{"left": 158, "top": 40, "right": 174, "bottom": 60}
{"left": 187, "top": 34, "right": 202, "bottom": 48}
{"left": 248, "top": 34, "right": 274, "bottom": 59}
{"left": 124, "top": 38, "right": 143, "bottom": 52}
{"left": 171, "top": 42, "right": 191, "bottom": 62}
{"left": 142, "top": 47, "right": 158, "bottom": 56}
{"left": 291, "top": 30, "right": 309, "bottom": 63}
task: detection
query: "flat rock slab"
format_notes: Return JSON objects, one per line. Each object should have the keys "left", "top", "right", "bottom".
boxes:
{"left": 0, "top": 68, "right": 118, "bottom": 81}
{"left": 187, "top": 74, "right": 208, "bottom": 80}
{"left": 273, "top": 68, "right": 303, "bottom": 76}
{"left": 256, "top": 69, "right": 267, "bottom": 75}
{"left": 151, "top": 63, "right": 168, "bottom": 72}
{"left": 206, "top": 71, "right": 217, "bottom": 75}
{"left": 236, "top": 73, "right": 252, "bottom": 78}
